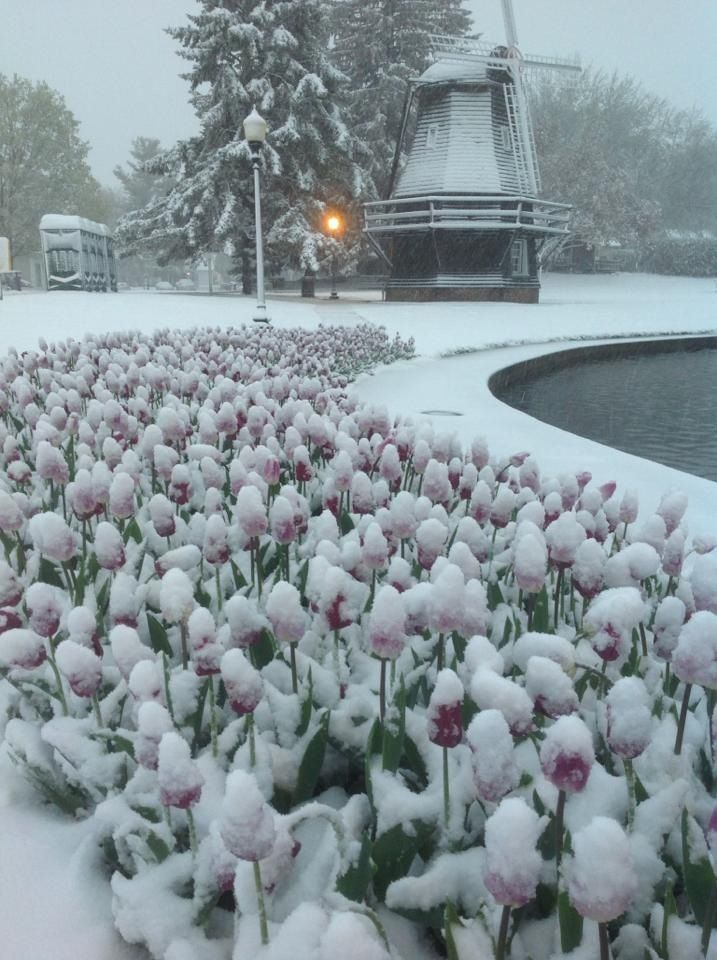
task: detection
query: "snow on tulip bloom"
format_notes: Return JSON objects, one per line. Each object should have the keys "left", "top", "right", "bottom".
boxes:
{"left": 583, "top": 587, "right": 647, "bottom": 663}
{"left": 545, "top": 512, "right": 586, "bottom": 569}
{"left": 188, "top": 607, "right": 223, "bottom": 676}
{"left": 94, "top": 521, "right": 126, "bottom": 571}
{"left": 0, "top": 628, "right": 47, "bottom": 670}
{"left": 427, "top": 669, "right": 464, "bottom": 748}
{"left": 25, "top": 583, "right": 63, "bottom": 638}
{"left": 490, "top": 487, "right": 515, "bottom": 529}
{"left": 109, "top": 472, "right": 135, "bottom": 520}
{"left": 604, "top": 542, "right": 660, "bottom": 588}
{"left": 513, "top": 530, "right": 547, "bottom": 594}
{"left": 540, "top": 715, "right": 595, "bottom": 793}
{"left": 672, "top": 611, "right": 717, "bottom": 688}
{"left": 466, "top": 709, "right": 518, "bottom": 804}
{"left": 0, "top": 608, "right": 23, "bottom": 634}
{"left": 416, "top": 517, "right": 447, "bottom": 570}
{"left": 135, "top": 701, "right": 175, "bottom": 770}
{"left": 149, "top": 494, "right": 176, "bottom": 538}
{"left": 224, "top": 595, "right": 269, "bottom": 649}
{"left": 652, "top": 596, "right": 686, "bottom": 661}
{"left": 28, "top": 512, "right": 77, "bottom": 563}
{"left": 221, "top": 648, "right": 263, "bottom": 715}
{"left": 605, "top": 677, "right": 651, "bottom": 759}
{"left": 656, "top": 489, "right": 688, "bottom": 536}
{"left": 235, "top": 485, "right": 268, "bottom": 539}
{"left": 110, "top": 624, "right": 154, "bottom": 681}
{"left": 484, "top": 797, "right": 542, "bottom": 907}
{"left": 55, "top": 639, "right": 102, "bottom": 698}
{"left": 571, "top": 539, "right": 607, "bottom": 600}
{"left": 220, "top": 769, "right": 276, "bottom": 862}
{"left": 471, "top": 669, "right": 534, "bottom": 736}
{"left": 567, "top": 817, "right": 637, "bottom": 922}
{"left": 690, "top": 552, "right": 717, "bottom": 614}
{"left": 526, "top": 656, "right": 578, "bottom": 718}
{"left": 0, "top": 491, "right": 23, "bottom": 533}
{"left": 265, "top": 581, "right": 306, "bottom": 646}
{"left": 368, "top": 584, "right": 406, "bottom": 662}
{"left": 159, "top": 568, "right": 194, "bottom": 625}
{"left": 362, "top": 521, "right": 389, "bottom": 570}
{"left": 203, "top": 513, "right": 230, "bottom": 565}
{"left": 157, "top": 731, "right": 203, "bottom": 809}
{"left": 269, "top": 495, "right": 296, "bottom": 545}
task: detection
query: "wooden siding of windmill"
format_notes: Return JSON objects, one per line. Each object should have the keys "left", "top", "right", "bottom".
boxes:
{"left": 364, "top": 45, "right": 575, "bottom": 303}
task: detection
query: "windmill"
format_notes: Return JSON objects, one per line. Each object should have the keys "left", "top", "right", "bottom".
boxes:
{"left": 364, "top": 0, "right": 580, "bottom": 303}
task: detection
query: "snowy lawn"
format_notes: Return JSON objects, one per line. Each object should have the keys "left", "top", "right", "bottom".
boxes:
{"left": 0, "top": 272, "right": 716, "bottom": 960}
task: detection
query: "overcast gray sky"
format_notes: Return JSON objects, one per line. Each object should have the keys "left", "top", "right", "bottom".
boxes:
{"left": 1, "top": 0, "right": 715, "bottom": 186}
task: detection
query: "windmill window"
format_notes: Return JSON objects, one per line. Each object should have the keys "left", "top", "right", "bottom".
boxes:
{"left": 500, "top": 126, "right": 512, "bottom": 151}
{"left": 511, "top": 239, "right": 529, "bottom": 277}
{"left": 426, "top": 124, "right": 439, "bottom": 149}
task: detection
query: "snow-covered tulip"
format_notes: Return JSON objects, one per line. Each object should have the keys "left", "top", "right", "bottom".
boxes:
{"left": 471, "top": 669, "right": 533, "bottom": 737}
{"left": 584, "top": 587, "right": 646, "bottom": 664}
{"left": 0, "top": 628, "right": 47, "bottom": 671}
{"left": 128, "top": 659, "right": 164, "bottom": 704}
{"left": 110, "top": 624, "right": 153, "bottom": 681}
{"left": 571, "top": 538, "right": 606, "bottom": 601}
{"left": 221, "top": 648, "right": 263, "bottom": 715}
{"left": 109, "top": 472, "right": 135, "bottom": 520}
{"left": 0, "top": 491, "right": 23, "bottom": 532}
{"left": 672, "top": 611, "right": 717, "bottom": 754}
{"left": 55, "top": 639, "right": 103, "bottom": 699}
{"left": 545, "top": 512, "right": 586, "bottom": 569}
{"left": 567, "top": 816, "right": 637, "bottom": 957}
{"left": 525, "top": 656, "right": 578, "bottom": 719}
{"left": 149, "top": 494, "right": 176, "bottom": 538}
{"left": 0, "top": 608, "right": 22, "bottom": 634}
{"left": 466, "top": 710, "right": 518, "bottom": 804}
{"left": 224, "top": 595, "right": 269, "bottom": 649}
{"left": 157, "top": 731, "right": 203, "bottom": 810}
{"left": 154, "top": 545, "right": 202, "bottom": 576}
{"left": 490, "top": 487, "right": 515, "bottom": 529}
{"left": 652, "top": 595, "right": 686, "bottom": 661}
{"left": 540, "top": 714, "right": 595, "bottom": 868}
{"left": 94, "top": 521, "right": 126, "bottom": 571}
{"left": 269, "top": 495, "right": 296, "bottom": 546}
{"left": 28, "top": 512, "right": 77, "bottom": 563}
{"left": 605, "top": 677, "right": 651, "bottom": 760}
{"left": 266, "top": 580, "right": 306, "bottom": 692}
{"left": 427, "top": 668, "right": 463, "bottom": 749}
{"left": 484, "top": 797, "right": 542, "bottom": 958}
{"left": 513, "top": 531, "right": 547, "bottom": 594}
{"left": 540, "top": 714, "right": 595, "bottom": 794}
{"left": 368, "top": 584, "right": 406, "bottom": 663}
{"left": 235, "top": 484, "right": 268, "bottom": 539}
{"left": 415, "top": 517, "right": 447, "bottom": 570}
{"left": 25, "top": 583, "right": 63, "bottom": 638}
{"left": 188, "top": 607, "right": 222, "bottom": 676}
{"left": 135, "top": 701, "right": 173, "bottom": 770}
{"left": 159, "top": 568, "right": 194, "bottom": 667}
{"left": 220, "top": 770, "right": 275, "bottom": 944}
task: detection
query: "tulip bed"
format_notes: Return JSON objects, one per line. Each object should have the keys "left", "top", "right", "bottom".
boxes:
{"left": 1, "top": 320, "right": 717, "bottom": 960}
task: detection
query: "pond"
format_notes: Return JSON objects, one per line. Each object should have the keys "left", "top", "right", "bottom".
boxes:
{"left": 489, "top": 337, "right": 717, "bottom": 483}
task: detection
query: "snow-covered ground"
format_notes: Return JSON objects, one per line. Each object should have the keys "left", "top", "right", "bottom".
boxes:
{"left": 0, "top": 271, "right": 715, "bottom": 959}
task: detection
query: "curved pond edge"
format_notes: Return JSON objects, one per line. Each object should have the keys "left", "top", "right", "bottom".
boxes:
{"left": 488, "top": 334, "right": 717, "bottom": 394}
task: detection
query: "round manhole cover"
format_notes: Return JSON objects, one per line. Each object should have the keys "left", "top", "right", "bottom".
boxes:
{"left": 420, "top": 409, "right": 464, "bottom": 417}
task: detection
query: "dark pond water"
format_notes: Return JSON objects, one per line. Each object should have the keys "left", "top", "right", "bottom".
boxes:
{"left": 490, "top": 339, "right": 717, "bottom": 483}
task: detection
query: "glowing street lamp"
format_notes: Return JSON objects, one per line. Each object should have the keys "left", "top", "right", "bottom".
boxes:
{"left": 243, "top": 106, "right": 269, "bottom": 323}
{"left": 325, "top": 211, "right": 343, "bottom": 300}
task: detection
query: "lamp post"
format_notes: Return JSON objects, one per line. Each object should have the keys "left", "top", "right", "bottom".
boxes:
{"left": 325, "top": 213, "right": 342, "bottom": 300}
{"left": 243, "top": 106, "right": 269, "bottom": 323}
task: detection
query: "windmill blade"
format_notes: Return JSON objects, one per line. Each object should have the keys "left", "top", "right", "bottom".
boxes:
{"left": 501, "top": 0, "right": 519, "bottom": 48}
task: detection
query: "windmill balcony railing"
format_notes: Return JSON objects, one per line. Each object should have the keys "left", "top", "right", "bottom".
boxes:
{"left": 364, "top": 195, "right": 572, "bottom": 236}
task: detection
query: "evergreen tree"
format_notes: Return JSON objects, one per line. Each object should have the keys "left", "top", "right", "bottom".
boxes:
{"left": 114, "top": 137, "right": 175, "bottom": 212}
{"left": 117, "top": 0, "right": 372, "bottom": 276}
{"left": 330, "top": 0, "right": 473, "bottom": 196}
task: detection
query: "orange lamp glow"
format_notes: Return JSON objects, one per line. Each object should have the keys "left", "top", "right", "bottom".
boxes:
{"left": 326, "top": 213, "right": 342, "bottom": 234}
